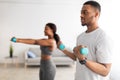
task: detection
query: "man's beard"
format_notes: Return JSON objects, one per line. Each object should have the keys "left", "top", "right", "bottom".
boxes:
{"left": 81, "top": 23, "right": 86, "bottom": 26}
{"left": 81, "top": 16, "right": 94, "bottom": 26}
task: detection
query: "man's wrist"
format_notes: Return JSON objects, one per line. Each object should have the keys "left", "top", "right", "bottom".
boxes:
{"left": 79, "top": 58, "right": 87, "bottom": 65}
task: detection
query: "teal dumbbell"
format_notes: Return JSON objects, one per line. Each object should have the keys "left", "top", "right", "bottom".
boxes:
{"left": 11, "top": 37, "right": 17, "bottom": 42}
{"left": 59, "top": 44, "right": 65, "bottom": 50}
{"left": 80, "top": 48, "right": 88, "bottom": 55}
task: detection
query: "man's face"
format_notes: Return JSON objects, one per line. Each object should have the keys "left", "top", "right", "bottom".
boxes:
{"left": 80, "top": 5, "right": 96, "bottom": 26}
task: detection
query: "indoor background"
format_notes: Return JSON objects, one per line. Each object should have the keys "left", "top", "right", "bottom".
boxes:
{"left": 0, "top": 0, "right": 120, "bottom": 79}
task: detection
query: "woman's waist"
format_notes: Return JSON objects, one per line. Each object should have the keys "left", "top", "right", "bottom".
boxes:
{"left": 41, "top": 54, "right": 51, "bottom": 60}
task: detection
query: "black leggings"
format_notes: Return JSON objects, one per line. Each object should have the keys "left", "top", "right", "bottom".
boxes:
{"left": 39, "top": 59, "right": 56, "bottom": 80}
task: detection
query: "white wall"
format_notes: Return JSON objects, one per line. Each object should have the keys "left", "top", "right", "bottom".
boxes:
{"left": 0, "top": 0, "right": 120, "bottom": 79}
{"left": 0, "top": 0, "right": 83, "bottom": 63}
{"left": 0, "top": 0, "right": 120, "bottom": 66}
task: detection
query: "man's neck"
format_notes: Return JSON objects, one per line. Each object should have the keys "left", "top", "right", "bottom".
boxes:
{"left": 86, "top": 24, "right": 99, "bottom": 33}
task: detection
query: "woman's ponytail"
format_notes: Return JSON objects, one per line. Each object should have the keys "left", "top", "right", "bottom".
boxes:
{"left": 54, "top": 33, "right": 60, "bottom": 44}
{"left": 46, "top": 23, "right": 60, "bottom": 44}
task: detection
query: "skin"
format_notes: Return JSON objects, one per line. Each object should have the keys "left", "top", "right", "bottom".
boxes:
{"left": 61, "top": 4, "right": 112, "bottom": 77}
{"left": 14, "top": 26, "right": 57, "bottom": 59}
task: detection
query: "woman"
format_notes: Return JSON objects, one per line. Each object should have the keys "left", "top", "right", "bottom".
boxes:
{"left": 11, "top": 23, "right": 61, "bottom": 80}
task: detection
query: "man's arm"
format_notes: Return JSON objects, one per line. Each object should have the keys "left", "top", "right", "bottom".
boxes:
{"left": 84, "top": 36, "right": 112, "bottom": 76}
{"left": 85, "top": 60, "right": 111, "bottom": 76}
{"left": 75, "top": 46, "right": 112, "bottom": 76}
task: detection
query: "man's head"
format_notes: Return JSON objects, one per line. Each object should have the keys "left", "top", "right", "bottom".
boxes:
{"left": 81, "top": 1, "right": 101, "bottom": 26}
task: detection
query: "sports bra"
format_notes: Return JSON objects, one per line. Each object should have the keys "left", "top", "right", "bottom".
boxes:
{"left": 40, "top": 46, "right": 52, "bottom": 55}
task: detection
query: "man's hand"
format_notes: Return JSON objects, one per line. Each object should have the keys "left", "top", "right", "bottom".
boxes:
{"left": 73, "top": 45, "right": 86, "bottom": 60}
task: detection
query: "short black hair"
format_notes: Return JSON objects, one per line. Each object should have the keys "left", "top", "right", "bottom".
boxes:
{"left": 84, "top": 1, "right": 101, "bottom": 12}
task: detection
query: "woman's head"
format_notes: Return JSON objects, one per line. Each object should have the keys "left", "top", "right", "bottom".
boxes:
{"left": 44, "top": 23, "right": 60, "bottom": 44}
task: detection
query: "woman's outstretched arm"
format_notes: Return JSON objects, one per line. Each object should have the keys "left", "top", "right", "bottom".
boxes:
{"left": 11, "top": 37, "right": 54, "bottom": 46}
{"left": 17, "top": 38, "right": 37, "bottom": 44}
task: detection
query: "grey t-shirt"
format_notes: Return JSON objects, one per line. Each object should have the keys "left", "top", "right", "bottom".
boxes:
{"left": 75, "top": 28, "right": 112, "bottom": 80}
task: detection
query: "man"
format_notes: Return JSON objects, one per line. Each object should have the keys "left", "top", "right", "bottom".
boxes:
{"left": 61, "top": 1, "right": 112, "bottom": 80}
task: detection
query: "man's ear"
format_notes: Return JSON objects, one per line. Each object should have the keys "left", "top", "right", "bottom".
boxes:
{"left": 95, "top": 11, "right": 100, "bottom": 18}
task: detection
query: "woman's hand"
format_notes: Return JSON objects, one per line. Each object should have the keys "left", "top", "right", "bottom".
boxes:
{"left": 11, "top": 37, "right": 17, "bottom": 42}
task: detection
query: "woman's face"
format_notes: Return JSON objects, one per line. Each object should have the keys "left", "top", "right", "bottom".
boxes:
{"left": 44, "top": 26, "right": 53, "bottom": 36}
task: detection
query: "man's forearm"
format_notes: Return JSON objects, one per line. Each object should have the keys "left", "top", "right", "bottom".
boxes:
{"left": 85, "top": 60, "right": 112, "bottom": 76}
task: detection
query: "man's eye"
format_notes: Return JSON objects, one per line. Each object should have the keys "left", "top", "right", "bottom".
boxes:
{"left": 81, "top": 11, "right": 88, "bottom": 15}
{"left": 84, "top": 11, "right": 88, "bottom": 15}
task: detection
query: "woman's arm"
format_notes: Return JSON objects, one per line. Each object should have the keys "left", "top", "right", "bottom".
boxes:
{"left": 57, "top": 41, "right": 76, "bottom": 61}
{"left": 16, "top": 38, "right": 54, "bottom": 46}
{"left": 62, "top": 49, "right": 76, "bottom": 61}
{"left": 17, "top": 38, "right": 36, "bottom": 44}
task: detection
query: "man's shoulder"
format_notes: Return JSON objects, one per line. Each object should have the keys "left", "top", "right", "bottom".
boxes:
{"left": 77, "top": 32, "right": 85, "bottom": 39}
{"left": 97, "top": 28, "right": 109, "bottom": 38}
